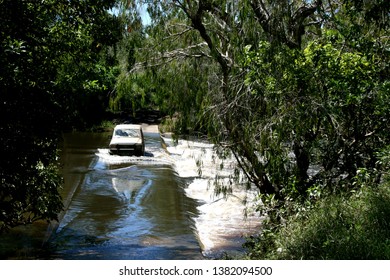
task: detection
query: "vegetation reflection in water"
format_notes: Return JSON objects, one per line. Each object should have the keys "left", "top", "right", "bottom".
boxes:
{"left": 0, "top": 131, "right": 260, "bottom": 259}
{"left": 48, "top": 132, "right": 202, "bottom": 260}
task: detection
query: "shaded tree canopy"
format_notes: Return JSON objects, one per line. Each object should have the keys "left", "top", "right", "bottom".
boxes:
{"left": 0, "top": 0, "right": 121, "bottom": 231}
{"left": 116, "top": 0, "right": 389, "bottom": 205}
{"left": 1, "top": 0, "right": 388, "bottom": 235}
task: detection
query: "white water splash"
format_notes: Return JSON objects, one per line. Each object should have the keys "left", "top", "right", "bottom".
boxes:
{"left": 163, "top": 136, "right": 263, "bottom": 258}
{"left": 96, "top": 147, "right": 173, "bottom": 166}
{"left": 95, "top": 135, "right": 262, "bottom": 258}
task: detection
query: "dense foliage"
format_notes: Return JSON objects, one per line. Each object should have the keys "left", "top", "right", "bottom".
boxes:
{"left": 245, "top": 181, "right": 390, "bottom": 259}
{"left": 115, "top": 0, "right": 389, "bottom": 258}
{"left": 1, "top": 0, "right": 389, "bottom": 259}
{"left": 0, "top": 0, "right": 121, "bottom": 232}
{"left": 116, "top": 1, "right": 389, "bottom": 190}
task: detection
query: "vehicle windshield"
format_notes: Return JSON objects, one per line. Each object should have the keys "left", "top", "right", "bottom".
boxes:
{"left": 115, "top": 128, "right": 140, "bottom": 137}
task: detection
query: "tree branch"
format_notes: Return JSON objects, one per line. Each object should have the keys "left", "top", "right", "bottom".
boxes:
{"left": 250, "top": 0, "right": 270, "bottom": 34}
{"left": 130, "top": 42, "right": 210, "bottom": 73}
{"left": 251, "top": 0, "right": 322, "bottom": 49}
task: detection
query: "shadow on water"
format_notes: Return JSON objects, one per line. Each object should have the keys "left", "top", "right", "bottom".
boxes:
{"left": 0, "top": 131, "right": 204, "bottom": 260}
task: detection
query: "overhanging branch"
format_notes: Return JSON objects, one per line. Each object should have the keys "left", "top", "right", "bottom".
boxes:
{"left": 129, "top": 42, "right": 210, "bottom": 73}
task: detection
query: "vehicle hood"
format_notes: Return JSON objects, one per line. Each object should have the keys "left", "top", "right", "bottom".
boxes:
{"left": 109, "top": 137, "right": 143, "bottom": 146}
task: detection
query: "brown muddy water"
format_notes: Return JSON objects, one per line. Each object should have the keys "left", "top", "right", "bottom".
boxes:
{"left": 0, "top": 129, "right": 262, "bottom": 260}
{"left": 0, "top": 130, "right": 202, "bottom": 259}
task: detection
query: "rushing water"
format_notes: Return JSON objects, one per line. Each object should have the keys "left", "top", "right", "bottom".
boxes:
{"left": 0, "top": 127, "right": 262, "bottom": 259}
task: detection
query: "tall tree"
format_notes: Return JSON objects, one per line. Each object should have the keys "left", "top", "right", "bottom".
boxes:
{"left": 119, "top": 0, "right": 389, "bottom": 209}
{"left": 0, "top": 0, "right": 120, "bottom": 232}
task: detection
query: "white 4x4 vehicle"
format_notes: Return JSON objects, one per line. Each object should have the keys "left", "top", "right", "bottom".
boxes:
{"left": 109, "top": 124, "right": 145, "bottom": 156}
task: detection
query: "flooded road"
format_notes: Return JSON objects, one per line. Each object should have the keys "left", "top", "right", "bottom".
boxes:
{"left": 47, "top": 130, "right": 202, "bottom": 259}
{"left": 0, "top": 126, "right": 262, "bottom": 259}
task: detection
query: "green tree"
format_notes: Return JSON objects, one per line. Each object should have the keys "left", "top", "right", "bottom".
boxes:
{"left": 53, "top": 1, "right": 122, "bottom": 128}
{"left": 109, "top": 5, "right": 146, "bottom": 113}
{"left": 0, "top": 0, "right": 120, "bottom": 232}
{"left": 119, "top": 0, "right": 389, "bottom": 205}
{"left": 88, "top": 0, "right": 387, "bottom": 262}
{"left": 113, "top": 1, "right": 389, "bottom": 258}
{"left": 112, "top": 1, "right": 212, "bottom": 135}
{"left": 120, "top": 0, "right": 323, "bottom": 195}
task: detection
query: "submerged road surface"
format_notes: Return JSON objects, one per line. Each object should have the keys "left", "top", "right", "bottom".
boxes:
{"left": 0, "top": 125, "right": 262, "bottom": 259}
